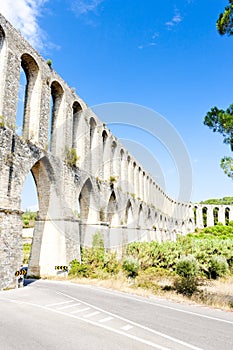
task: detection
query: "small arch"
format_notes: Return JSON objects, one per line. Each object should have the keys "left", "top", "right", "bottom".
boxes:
{"left": 202, "top": 207, "right": 207, "bottom": 227}
{"left": 50, "top": 80, "right": 64, "bottom": 152}
{"left": 107, "top": 191, "right": 118, "bottom": 226}
{"left": 225, "top": 207, "right": 230, "bottom": 225}
{"left": 89, "top": 117, "right": 97, "bottom": 147}
{"left": 213, "top": 207, "right": 219, "bottom": 225}
{"left": 0, "top": 25, "right": 5, "bottom": 49}
{"left": 120, "top": 149, "right": 124, "bottom": 161}
{"left": 194, "top": 206, "right": 197, "bottom": 226}
{"left": 17, "top": 53, "right": 40, "bottom": 141}
{"left": 0, "top": 26, "right": 6, "bottom": 118}
{"left": 79, "top": 178, "right": 93, "bottom": 221}
{"left": 102, "top": 130, "right": 108, "bottom": 147}
{"left": 72, "top": 101, "right": 82, "bottom": 149}
{"left": 111, "top": 140, "right": 117, "bottom": 154}
{"left": 125, "top": 199, "right": 133, "bottom": 226}
{"left": 138, "top": 203, "right": 143, "bottom": 227}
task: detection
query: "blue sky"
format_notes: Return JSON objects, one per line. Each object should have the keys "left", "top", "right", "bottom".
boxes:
{"left": 1, "top": 0, "right": 233, "bottom": 209}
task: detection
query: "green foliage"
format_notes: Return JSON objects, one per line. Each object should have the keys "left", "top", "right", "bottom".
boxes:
{"left": 187, "top": 222, "right": 233, "bottom": 240}
{"left": 176, "top": 255, "right": 199, "bottom": 278}
{"left": 174, "top": 254, "right": 199, "bottom": 296}
{"left": 208, "top": 255, "right": 229, "bottom": 279}
{"left": 47, "top": 59, "right": 52, "bottom": 67}
{"left": 200, "top": 197, "right": 233, "bottom": 205}
{"left": 0, "top": 115, "right": 5, "bottom": 128}
{"left": 23, "top": 243, "right": 31, "bottom": 264}
{"left": 22, "top": 210, "right": 37, "bottom": 228}
{"left": 122, "top": 256, "right": 140, "bottom": 278}
{"left": 64, "top": 146, "right": 79, "bottom": 167}
{"left": 174, "top": 276, "right": 198, "bottom": 296}
{"left": 204, "top": 104, "right": 233, "bottom": 151}
{"left": 216, "top": 1, "right": 233, "bottom": 36}
{"left": 69, "top": 232, "right": 120, "bottom": 279}
{"left": 69, "top": 259, "right": 93, "bottom": 277}
{"left": 109, "top": 175, "right": 117, "bottom": 183}
{"left": 204, "top": 103, "right": 233, "bottom": 178}
{"left": 221, "top": 157, "right": 233, "bottom": 179}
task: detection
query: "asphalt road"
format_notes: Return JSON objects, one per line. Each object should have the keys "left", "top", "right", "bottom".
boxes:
{"left": 0, "top": 279, "right": 233, "bottom": 350}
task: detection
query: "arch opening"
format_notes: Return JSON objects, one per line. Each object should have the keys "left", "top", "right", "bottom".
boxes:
{"left": 20, "top": 156, "right": 61, "bottom": 277}
{"left": 90, "top": 117, "right": 97, "bottom": 147}
{"left": 125, "top": 200, "right": 133, "bottom": 226}
{"left": 49, "top": 81, "right": 64, "bottom": 152}
{"left": 225, "top": 207, "right": 230, "bottom": 225}
{"left": 16, "top": 54, "right": 40, "bottom": 141}
{"left": 107, "top": 191, "right": 118, "bottom": 226}
{"left": 79, "top": 179, "right": 93, "bottom": 222}
{"left": 213, "top": 207, "right": 219, "bottom": 226}
{"left": 0, "top": 26, "right": 6, "bottom": 115}
{"left": 72, "top": 101, "right": 82, "bottom": 149}
{"left": 202, "top": 207, "right": 207, "bottom": 227}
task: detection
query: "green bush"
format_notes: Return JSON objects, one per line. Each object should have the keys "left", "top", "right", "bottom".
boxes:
{"left": 64, "top": 146, "right": 79, "bottom": 167}
{"left": 175, "top": 255, "right": 199, "bottom": 296}
{"left": 176, "top": 255, "right": 199, "bottom": 278}
{"left": 122, "top": 256, "right": 140, "bottom": 278}
{"left": 23, "top": 243, "right": 31, "bottom": 264}
{"left": 174, "top": 276, "right": 198, "bottom": 296}
{"left": 208, "top": 255, "right": 229, "bottom": 279}
{"left": 103, "top": 252, "right": 120, "bottom": 275}
{"left": 69, "top": 259, "right": 92, "bottom": 277}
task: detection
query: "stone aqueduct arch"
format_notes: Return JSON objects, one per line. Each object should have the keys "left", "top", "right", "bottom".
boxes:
{"left": 0, "top": 14, "right": 233, "bottom": 289}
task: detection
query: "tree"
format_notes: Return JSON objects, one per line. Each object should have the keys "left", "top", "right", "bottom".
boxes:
{"left": 204, "top": 3, "right": 233, "bottom": 178}
{"left": 204, "top": 105, "right": 233, "bottom": 179}
{"left": 217, "top": 1, "right": 233, "bottom": 35}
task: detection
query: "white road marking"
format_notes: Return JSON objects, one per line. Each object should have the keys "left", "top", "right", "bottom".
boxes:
{"left": 1, "top": 298, "right": 172, "bottom": 350}
{"left": 99, "top": 316, "right": 113, "bottom": 323}
{"left": 57, "top": 303, "right": 80, "bottom": 310}
{"left": 121, "top": 324, "right": 133, "bottom": 331}
{"left": 46, "top": 300, "right": 73, "bottom": 307}
{"left": 84, "top": 311, "right": 100, "bottom": 318}
{"left": 57, "top": 291, "right": 204, "bottom": 350}
{"left": 70, "top": 307, "right": 91, "bottom": 314}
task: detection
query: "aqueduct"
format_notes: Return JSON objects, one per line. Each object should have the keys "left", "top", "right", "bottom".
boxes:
{"left": 0, "top": 14, "right": 233, "bottom": 289}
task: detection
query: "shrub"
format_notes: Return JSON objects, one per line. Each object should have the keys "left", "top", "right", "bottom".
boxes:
{"left": 69, "top": 259, "right": 92, "bottom": 277}
{"left": 64, "top": 146, "right": 79, "bottom": 167}
{"left": 174, "top": 276, "right": 198, "bottom": 296}
{"left": 176, "top": 255, "right": 199, "bottom": 278}
{"left": 175, "top": 255, "right": 199, "bottom": 296}
{"left": 104, "top": 252, "right": 120, "bottom": 275}
{"left": 122, "top": 256, "right": 140, "bottom": 278}
{"left": 208, "top": 255, "right": 229, "bottom": 279}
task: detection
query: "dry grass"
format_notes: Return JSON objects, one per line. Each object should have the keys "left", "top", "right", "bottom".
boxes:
{"left": 49, "top": 273, "right": 233, "bottom": 312}
{"left": 66, "top": 275, "right": 233, "bottom": 312}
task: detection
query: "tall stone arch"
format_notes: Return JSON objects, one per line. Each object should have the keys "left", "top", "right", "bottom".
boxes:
{"left": 0, "top": 25, "right": 7, "bottom": 116}
{"left": 27, "top": 156, "right": 66, "bottom": 277}
{"left": 72, "top": 101, "right": 82, "bottom": 149}
{"left": 50, "top": 81, "right": 64, "bottom": 157}
{"left": 89, "top": 117, "right": 98, "bottom": 174}
{"left": 19, "top": 53, "right": 41, "bottom": 143}
{"left": 107, "top": 191, "right": 119, "bottom": 226}
{"left": 125, "top": 199, "right": 134, "bottom": 226}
